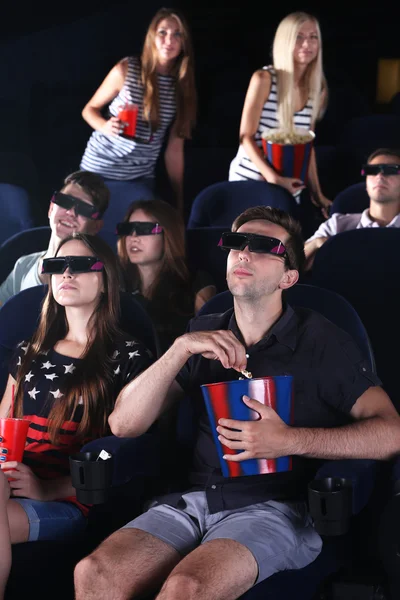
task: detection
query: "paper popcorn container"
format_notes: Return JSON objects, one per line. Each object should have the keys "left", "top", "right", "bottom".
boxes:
{"left": 201, "top": 376, "right": 293, "bottom": 478}
{"left": 261, "top": 130, "right": 315, "bottom": 182}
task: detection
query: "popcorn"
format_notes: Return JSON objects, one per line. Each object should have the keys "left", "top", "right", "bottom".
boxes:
{"left": 261, "top": 128, "right": 314, "bottom": 145}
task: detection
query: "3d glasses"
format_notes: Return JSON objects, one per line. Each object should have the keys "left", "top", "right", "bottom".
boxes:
{"left": 51, "top": 191, "right": 102, "bottom": 220}
{"left": 41, "top": 256, "right": 104, "bottom": 275}
{"left": 219, "top": 232, "right": 288, "bottom": 259}
{"left": 361, "top": 164, "right": 400, "bottom": 176}
{"left": 116, "top": 221, "right": 164, "bottom": 236}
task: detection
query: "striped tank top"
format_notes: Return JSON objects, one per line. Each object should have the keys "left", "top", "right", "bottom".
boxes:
{"left": 229, "top": 66, "right": 313, "bottom": 182}
{"left": 80, "top": 56, "right": 177, "bottom": 181}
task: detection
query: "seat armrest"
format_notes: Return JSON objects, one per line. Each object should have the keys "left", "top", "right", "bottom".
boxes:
{"left": 81, "top": 433, "right": 161, "bottom": 487}
{"left": 315, "top": 459, "right": 379, "bottom": 515}
{"left": 392, "top": 456, "right": 400, "bottom": 495}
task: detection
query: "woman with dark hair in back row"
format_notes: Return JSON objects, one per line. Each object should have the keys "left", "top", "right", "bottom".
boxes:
{"left": 117, "top": 199, "right": 216, "bottom": 354}
{"left": 0, "top": 233, "right": 152, "bottom": 592}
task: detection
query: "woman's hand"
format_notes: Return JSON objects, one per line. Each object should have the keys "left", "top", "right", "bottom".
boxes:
{"left": 0, "top": 470, "right": 10, "bottom": 504}
{"left": 310, "top": 193, "right": 332, "bottom": 219}
{"left": 269, "top": 173, "right": 305, "bottom": 195}
{"left": 100, "top": 116, "right": 124, "bottom": 137}
{"left": 1, "top": 462, "right": 47, "bottom": 501}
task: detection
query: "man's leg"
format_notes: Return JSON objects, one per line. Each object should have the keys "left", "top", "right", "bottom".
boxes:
{"left": 156, "top": 498, "right": 322, "bottom": 600}
{"left": 74, "top": 528, "right": 181, "bottom": 600}
{"left": 156, "top": 538, "right": 258, "bottom": 600}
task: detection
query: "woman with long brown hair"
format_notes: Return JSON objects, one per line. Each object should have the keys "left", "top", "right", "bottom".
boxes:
{"left": 0, "top": 233, "right": 152, "bottom": 555}
{"left": 117, "top": 199, "right": 216, "bottom": 353}
{"left": 80, "top": 7, "right": 197, "bottom": 215}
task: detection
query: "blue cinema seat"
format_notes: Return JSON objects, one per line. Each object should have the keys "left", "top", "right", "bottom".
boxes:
{"left": 101, "top": 180, "right": 156, "bottom": 236}
{"left": 187, "top": 180, "right": 297, "bottom": 229}
{"left": 310, "top": 227, "right": 400, "bottom": 413}
{"left": 0, "top": 183, "right": 35, "bottom": 246}
{"left": 330, "top": 182, "right": 370, "bottom": 216}
{"left": 0, "top": 226, "right": 51, "bottom": 286}
{"left": 379, "top": 456, "right": 400, "bottom": 600}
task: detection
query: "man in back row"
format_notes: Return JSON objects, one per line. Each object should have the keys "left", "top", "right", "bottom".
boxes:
{"left": 304, "top": 147, "right": 400, "bottom": 269}
{"left": 0, "top": 170, "right": 109, "bottom": 305}
{"left": 74, "top": 205, "right": 400, "bottom": 600}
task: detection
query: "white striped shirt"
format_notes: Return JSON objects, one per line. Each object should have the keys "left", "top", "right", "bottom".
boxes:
{"left": 229, "top": 66, "right": 313, "bottom": 182}
{"left": 80, "top": 56, "right": 176, "bottom": 181}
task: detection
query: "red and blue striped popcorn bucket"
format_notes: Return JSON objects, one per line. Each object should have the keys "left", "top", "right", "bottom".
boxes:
{"left": 201, "top": 376, "right": 293, "bottom": 478}
{"left": 261, "top": 129, "right": 315, "bottom": 183}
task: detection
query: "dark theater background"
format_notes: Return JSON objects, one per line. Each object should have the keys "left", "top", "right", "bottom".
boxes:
{"left": 0, "top": 0, "right": 398, "bottom": 222}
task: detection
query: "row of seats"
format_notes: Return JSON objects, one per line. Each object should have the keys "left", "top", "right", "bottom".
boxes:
{"left": 0, "top": 175, "right": 364, "bottom": 285}
{"left": 0, "top": 113, "right": 399, "bottom": 243}
{"left": 0, "top": 175, "right": 370, "bottom": 259}
{"left": 186, "top": 179, "right": 370, "bottom": 230}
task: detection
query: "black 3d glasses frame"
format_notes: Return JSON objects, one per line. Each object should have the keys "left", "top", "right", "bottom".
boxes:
{"left": 41, "top": 256, "right": 104, "bottom": 275}
{"left": 116, "top": 222, "right": 164, "bottom": 236}
{"left": 219, "top": 232, "right": 289, "bottom": 261}
{"left": 361, "top": 164, "right": 400, "bottom": 176}
{"left": 51, "top": 192, "right": 102, "bottom": 220}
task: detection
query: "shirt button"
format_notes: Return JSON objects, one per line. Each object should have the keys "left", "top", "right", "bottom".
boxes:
{"left": 362, "top": 367, "right": 366, "bottom": 372}
{"left": 211, "top": 485, "right": 217, "bottom": 490}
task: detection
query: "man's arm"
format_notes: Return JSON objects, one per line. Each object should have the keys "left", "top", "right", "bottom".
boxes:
{"left": 218, "top": 386, "right": 400, "bottom": 462}
{"left": 288, "top": 386, "right": 400, "bottom": 460}
{"left": 304, "top": 236, "right": 329, "bottom": 271}
{"left": 303, "top": 214, "right": 342, "bottom": 270}
{"left": 109, "top": 330, "right": 247, "bottom": 438}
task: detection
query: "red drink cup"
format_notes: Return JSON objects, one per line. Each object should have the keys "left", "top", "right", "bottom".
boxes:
{"left": 0, "top": 418, "right": 30, "bottom": 463}
{"left": 118, "top": 103, "right": 138, "bottom": 138}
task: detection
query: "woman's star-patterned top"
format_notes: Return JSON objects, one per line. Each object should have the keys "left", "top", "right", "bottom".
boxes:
{"left": 9, "top": 336, "right": 153, "bottom": 513}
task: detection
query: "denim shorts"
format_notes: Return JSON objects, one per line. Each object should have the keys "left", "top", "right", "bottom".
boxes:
{"left": 12, "top": 498, "right": 87, "bottom": 542}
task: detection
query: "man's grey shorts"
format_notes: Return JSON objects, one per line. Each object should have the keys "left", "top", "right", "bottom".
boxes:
{"left": 122, "top": 491, "right": 322, "bottom": 584}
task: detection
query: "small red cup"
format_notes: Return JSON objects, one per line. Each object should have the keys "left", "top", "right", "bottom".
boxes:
{"left": 118, "top": 103, "right": 138, "bottom": 138}
{"left": 0, "top": 418, "right": 30, "bottom": 463}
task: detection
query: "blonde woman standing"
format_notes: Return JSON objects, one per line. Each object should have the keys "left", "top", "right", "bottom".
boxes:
{"left": 229, "top": 12, "right": 331, "bottom": 217}
{"left": 80, "top": 8, "right": 197, "bottom": 213}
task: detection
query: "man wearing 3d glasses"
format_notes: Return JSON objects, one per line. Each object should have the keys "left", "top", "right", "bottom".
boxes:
{"left": 75, "top": 205, "right": 400, "bottom": 600}
{"left": 0, "top": 170, "right": 109, "bottom": 305}
{"left": 304, "top": 147, "right": 400, "bottom": 270}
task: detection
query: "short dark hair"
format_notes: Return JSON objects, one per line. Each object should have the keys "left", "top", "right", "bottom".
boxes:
{"left": 232, "top": 206, "right": 305, "bottom": 272}
{"left": 62, "top": 171, "right": 110, "bottom": 216}
{"left": 367, "top": 148, "right": 400, "bottom": 163}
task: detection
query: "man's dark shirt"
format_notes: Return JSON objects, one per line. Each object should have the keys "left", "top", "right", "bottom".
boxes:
{"left": 161, "top": 304, "right": 380, "bottom": 514}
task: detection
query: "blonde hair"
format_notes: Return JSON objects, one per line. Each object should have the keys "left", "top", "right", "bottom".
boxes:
{"left": 272, "top": 12, "right": 327, "bottom": 132}
{"left": 140, "top": 7, "right": 197, "bottom": 138}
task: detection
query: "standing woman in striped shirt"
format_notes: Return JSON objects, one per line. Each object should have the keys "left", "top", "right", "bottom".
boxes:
{"left": 80, "top": 8, "right": 196, "bottom": 215}
{"left": 229, "top": 12, "right": 331, "bottom": 218}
